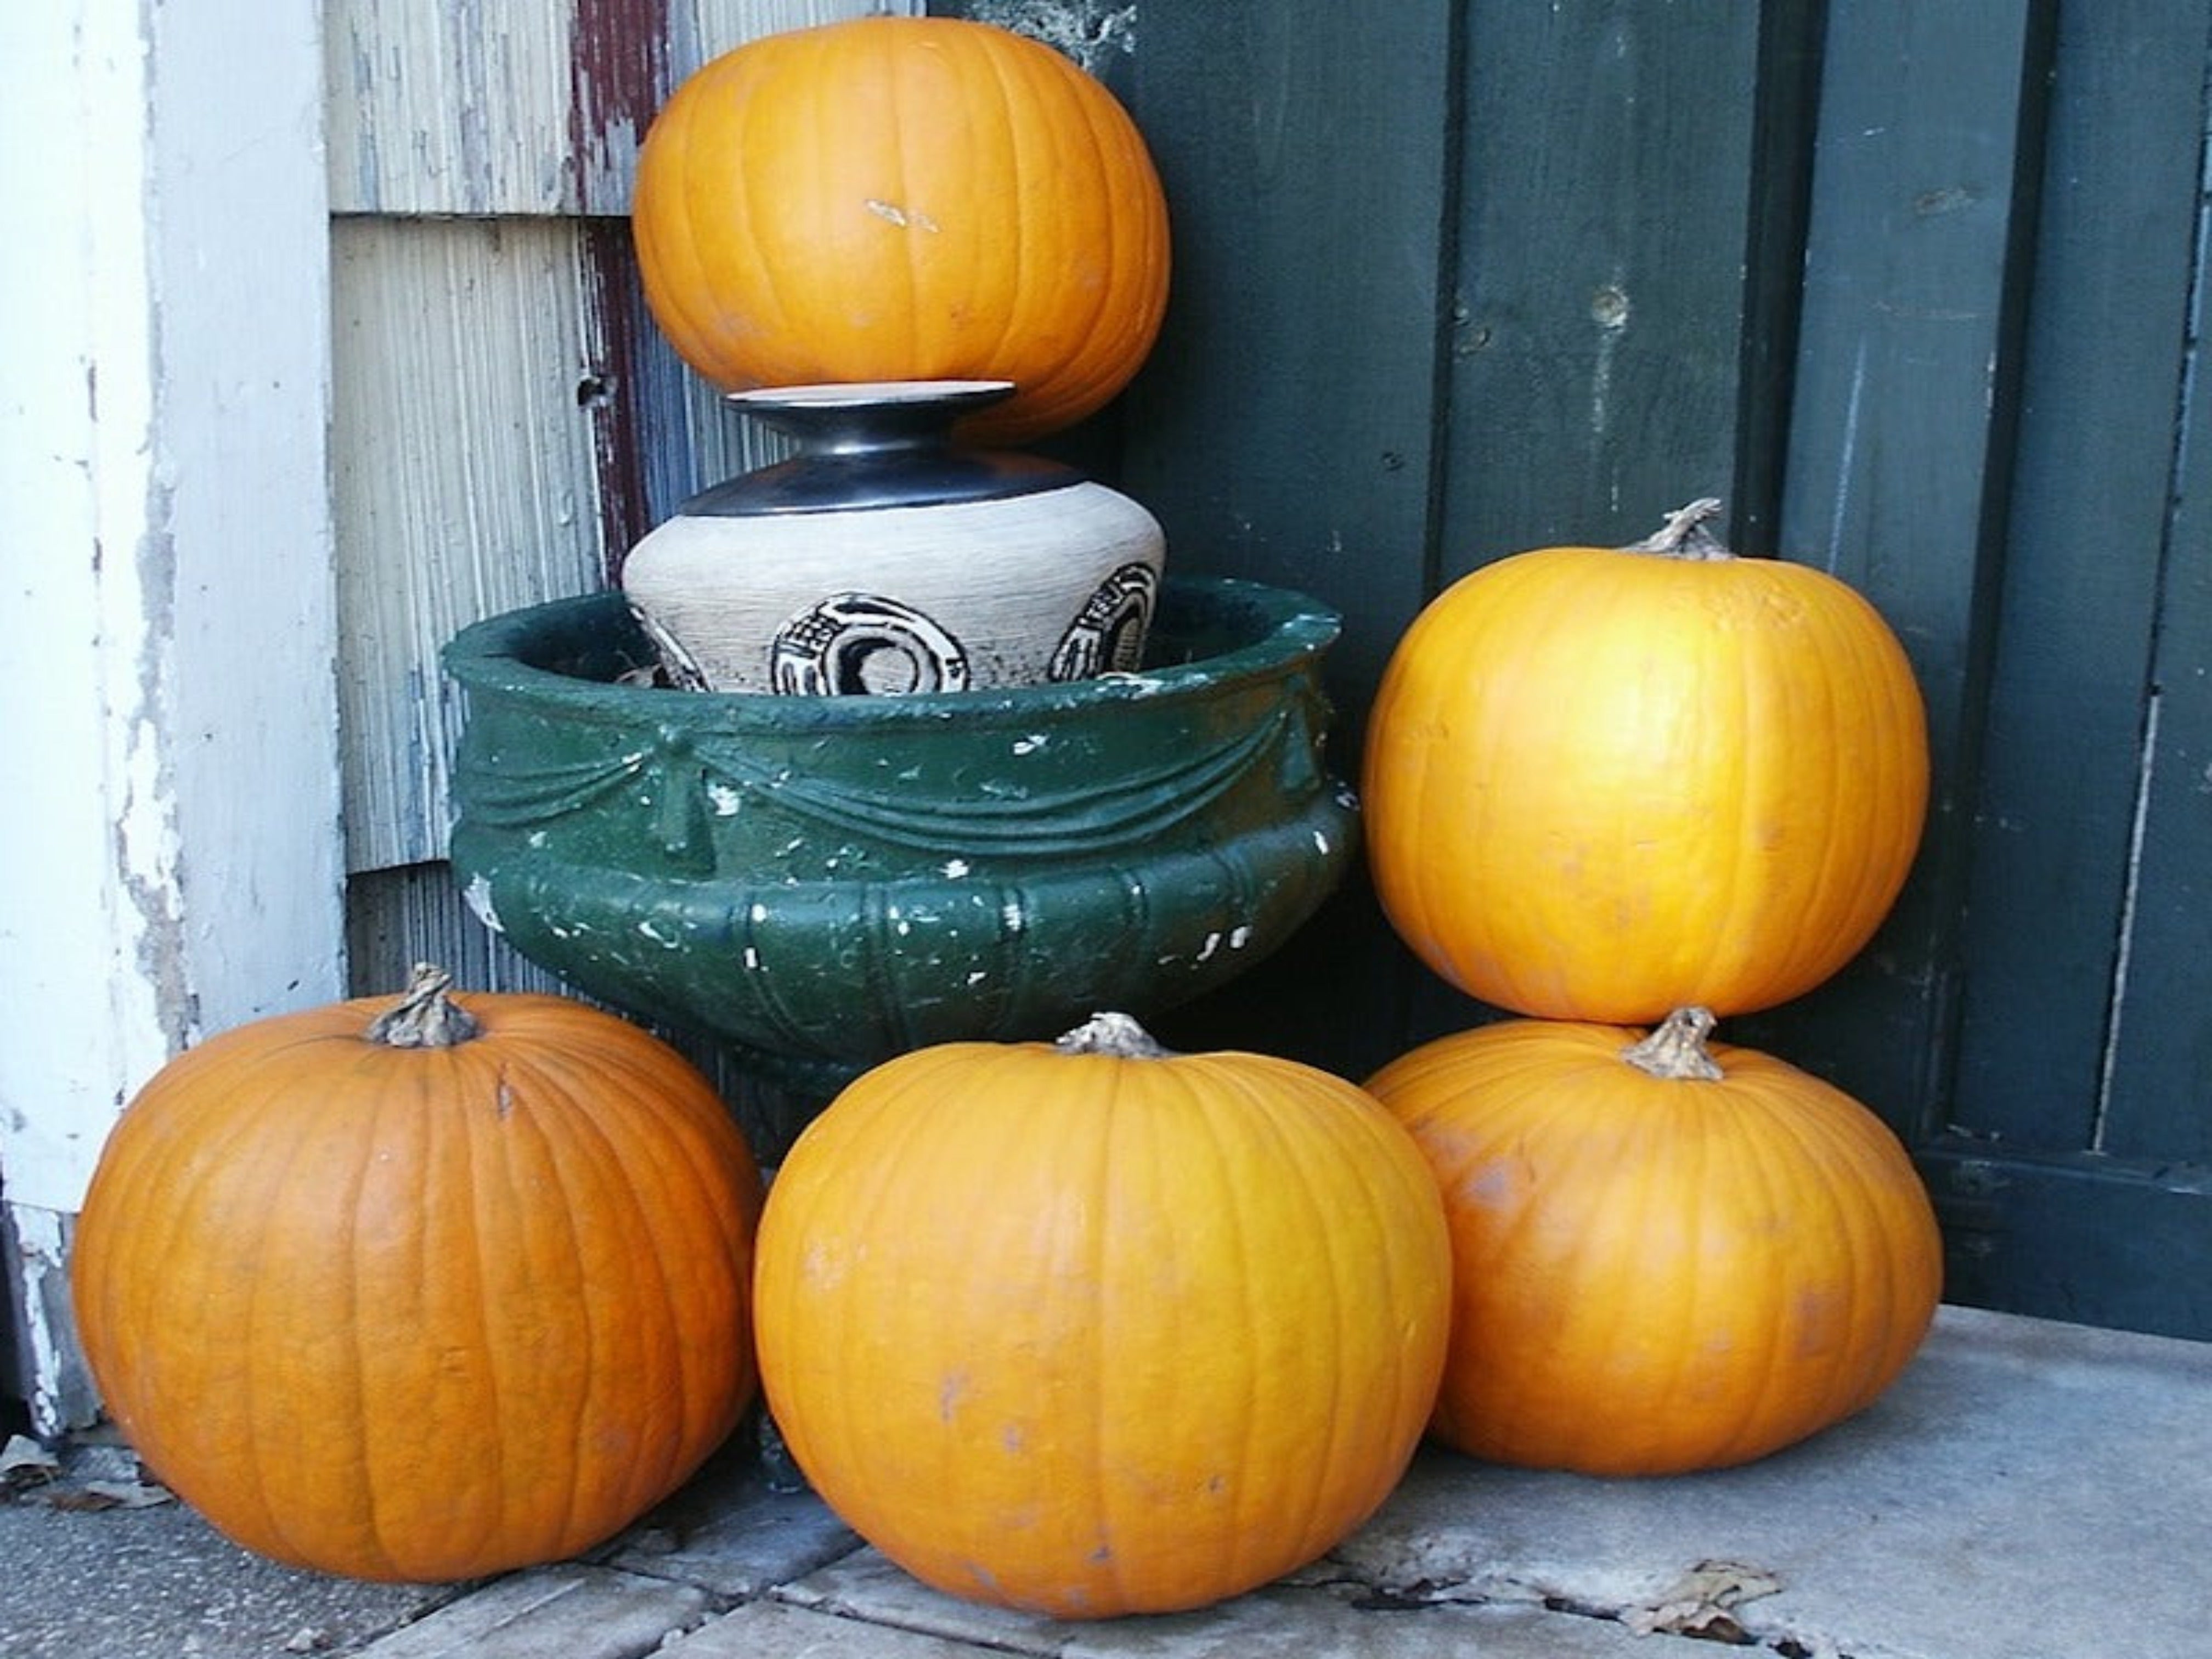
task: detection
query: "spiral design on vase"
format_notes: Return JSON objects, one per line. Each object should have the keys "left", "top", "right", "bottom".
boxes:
{"left": 1049, "top": 562, "right": 1160, "bottom": 681}
{"left": 769, "top": 591, "right": 972, "bottom": 696}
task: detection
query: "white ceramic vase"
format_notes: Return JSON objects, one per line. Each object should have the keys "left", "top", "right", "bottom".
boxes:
{"left": 620, "top": 380, "right": 1166, "bottom": 695}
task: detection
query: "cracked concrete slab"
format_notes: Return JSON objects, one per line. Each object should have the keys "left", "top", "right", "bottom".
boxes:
{"left": 351, "top": 1563, "right": 712, "bottom": 1658}
{"left": 608, "top": 1438, "right": 862, "bottom": 1601}
{"left": 769, "top": 1549, "right": 1664, "bottom": 1656}
{"left": 1334, "top": 1304, "right": 2212, "bottom": 1659}
{"left": 3, "top": 1305, "right": 2207, "bottom": 1658}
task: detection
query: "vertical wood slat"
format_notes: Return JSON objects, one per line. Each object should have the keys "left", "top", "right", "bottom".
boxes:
{"left": 332, "top": 215, "right": 782, "bottom": 874}
{"left": 2077, "top": 9, "right": 2212, "bottom": 1162}
{"left": 1947, "top": 0, "right": 2212, "bottom": 1152}
{"left": 330, "top": 2, "right": 899, "bottom": 874}
{"left": 1750, "top": 0, "right": 2052, "bottom": 1131}
{"left": 1730, "top": 0, "right": 1830, "bottom": 553}
{"left": 1437, "top": 0, "right": 1768, "bottom": 567}
{"left": 326, "top": 0, "right": 890, "bottom": 215}
{"left": 1108, "top": 0, "right": 1462, "bottom": 1079}
{"left": 1401, "top": 0, "right": 1782, "bottom": 1054}
{"left": 332, "top": 216, "right": 607, "bottom": 873}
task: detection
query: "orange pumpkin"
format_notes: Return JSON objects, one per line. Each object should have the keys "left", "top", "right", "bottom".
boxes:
{"left": 1365, "top": 1008, "right": 1943, "bottom": 1475}
{"left": 1362, "top": 499, "right": 1929, "bottom": 1023}
{"left": 752, "top": 1014, "right": 1451, "bottom": 1618}
{"left": 631, "top": 16, "right": 1171, "bottom": 447}
{"left": 70, "top": 967, "right": 761, "bottom": 1582}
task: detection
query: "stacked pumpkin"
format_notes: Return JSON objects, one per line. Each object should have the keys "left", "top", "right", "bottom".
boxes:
{"left": 615, "top": 20, "right": 1455, "bottom": 1618}
{"left": 630, "top": 15, "right": 1168, "bottom": 449}
{"left": 66, "top": 19, "right": 1938, "bottom": 1616}
{"left": 619, "top": 14, "right": 1176, "bottom": 696}
{"left": 1359, "top": 498, "right": 1945, "bottom": 1474}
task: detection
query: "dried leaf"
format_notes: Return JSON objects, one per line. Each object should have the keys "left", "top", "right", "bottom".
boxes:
{"left": 46, "top": 1479, "right": 175, "bottom": 1512}
{"left": 1624, "top": 1559, "right": 1785, "bottom": 1641}
{"left": 1, "top": 1434, "right": 60, "bottom": 1491}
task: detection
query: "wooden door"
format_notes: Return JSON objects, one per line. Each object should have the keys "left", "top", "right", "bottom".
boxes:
{"left": 1080, "top": 0, "right": 2212, "bottom": 1338}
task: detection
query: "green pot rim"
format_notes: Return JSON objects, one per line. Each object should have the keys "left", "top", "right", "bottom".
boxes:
{"left": 441, "top": 575, "right": 1342, "bottom": 732}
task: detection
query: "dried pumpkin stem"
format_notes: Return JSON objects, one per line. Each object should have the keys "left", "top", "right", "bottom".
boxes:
{"left": 1621, "top": 1006, "right": 1725, "bottom": 1082}
{"left": 365, "top": 963, "right": 484, "bottom": 1048}
{"left": 1054, "top": 1012, "right": 1174, "bottom": 1059}
{"left": 1624, "top": 497, "right": 1734, "bottom": 561}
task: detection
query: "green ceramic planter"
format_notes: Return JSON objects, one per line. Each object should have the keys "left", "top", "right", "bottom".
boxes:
{"left": 442, "top": 577, "right": 1357, "bottom": 1096}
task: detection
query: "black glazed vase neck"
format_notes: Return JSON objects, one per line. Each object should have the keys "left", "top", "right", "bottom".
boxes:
{"left": 679, "top": 379, "right": 1082, "bottom": 518}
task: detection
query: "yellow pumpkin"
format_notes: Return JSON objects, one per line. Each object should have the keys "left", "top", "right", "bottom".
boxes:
{"left": 752, "top": 1014, "right": 1451, "bottom": 1618}
{"left": 1365, "top": 1008, "right": 1944, "bottom": 1475}
{"left": 70, "top": 967, "right": 761, "bottom": 1582}
{"left": 1362, "top": 499, "right": 1929, "bottom": 1022}
{"left": 631, "top": 16, "right": 1171, "bottom": 446}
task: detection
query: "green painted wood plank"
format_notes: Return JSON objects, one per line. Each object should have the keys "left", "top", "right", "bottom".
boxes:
{"left": 1750, "top": 0, "right": 2053, "bottom": 1137}
{"left": 1103, "top": 2, "right": 1463, "bottom": 1077}
{"left": 1731, "top": 0, "right": 1831, "bottom": 554}
{"left": 1114, "top": 3, "right": 1459, "bottom": 720}
{"left": 1404, "top": 0, "right": 1796, "bottom": 1051}
{"left": 2100, "top": 13, "right": 2212, "bottom": 1160}
{"left": 1435, "top": 0, "right": 1767, "bottom": 567}
{"left": 1945, "top": 0, "right": 2210, "bottom": 1152}
{"left": 1922, "top": 1141, "right": 2212, "bottom": 1339}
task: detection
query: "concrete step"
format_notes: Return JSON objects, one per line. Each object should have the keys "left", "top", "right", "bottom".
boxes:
{"left": 4, "top": 1304, "right": 2207, "bottom": 1659}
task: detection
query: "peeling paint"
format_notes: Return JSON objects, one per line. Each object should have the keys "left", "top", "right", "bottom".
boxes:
{"left": 964, "top": 0, "right": 1137, "bottom": 75}
{"left": 463, "top": 872, "right": 504, "bottom": 932}
{"left": 1587, "top": 270, "right": 1630, "bottom": 440}
{"left": 566, "top": 0, "right": 670, "bottom": 204}
{"left": 4, "top": 1205, "right": 98, "bottom": 1436}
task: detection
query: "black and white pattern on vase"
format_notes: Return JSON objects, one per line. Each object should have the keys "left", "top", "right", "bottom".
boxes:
{"left": 769, "top": 591, "right": 973, "bottom": 696}
{"left": 1049, "top": 562, "right": 1161, "bottom": 681}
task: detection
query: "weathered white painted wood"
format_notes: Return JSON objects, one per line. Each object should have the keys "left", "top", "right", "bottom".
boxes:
{"left": 328, "top": 0, "right": 909, "bottom": 869}
{"left": 1, "top": 0, "right": 341, "bottom": 1429}
{"left": 329, "top": 216, "right": 783, "bottom": 873}
{"left": 332, "top": 216, "right": 610, "bottom": 872}
{"left": 328, "top": 0, "right": 907, "bottom": 215}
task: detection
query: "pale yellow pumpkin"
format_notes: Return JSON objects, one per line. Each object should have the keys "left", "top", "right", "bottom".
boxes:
{"left": 752, "top": 1014, "right": 1451, "bottom": 1618}
{"left": 1362, "top": 500, "right": 1929, "bottom": 1022}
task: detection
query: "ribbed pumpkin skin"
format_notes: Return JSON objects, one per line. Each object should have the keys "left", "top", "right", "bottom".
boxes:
{"left": 71, "top": 990, "right": 761, "bottom": 1582}
{"left": 1362, "top": 542, "right": 1929, "bottom": 1022}
{"left": 631, "top": 16, "right": 1171, "bottom": 447}
{"left": 1365, "top": 1017, "right": 1943, "bottom": 1476}
{"left": 753, "top": 1028, "right": 1452, "bottom": 1618}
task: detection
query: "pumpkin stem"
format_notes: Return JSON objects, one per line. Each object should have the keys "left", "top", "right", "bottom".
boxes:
{"left": 1054, "top": 1012, "right": 1174, "bottom": 1059}
{"left": 365, "top": 963, "right": 484, "bottom": 1048}
{"left": 1624, "top": 498, "right": 1733, "bottom": 561}
{"left": 1621, "top": 1006, "right": 1726, "bottom": 1082}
